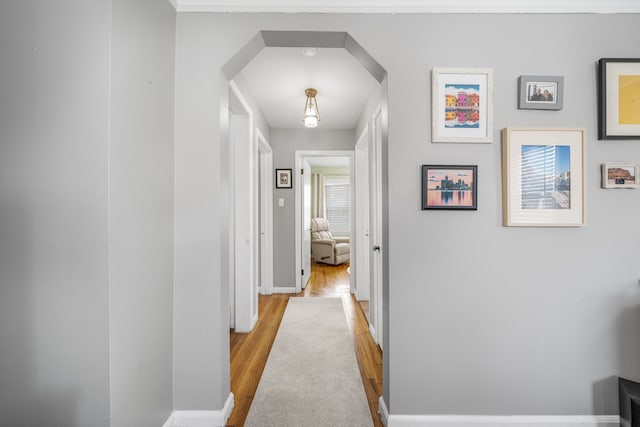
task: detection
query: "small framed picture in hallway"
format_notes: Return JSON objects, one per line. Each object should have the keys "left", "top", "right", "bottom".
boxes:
{"left": 421, "top": 164, "right": 478, "bottom": 210}
{"left": 275, "top": 168, "right": 292, "bottom": 188}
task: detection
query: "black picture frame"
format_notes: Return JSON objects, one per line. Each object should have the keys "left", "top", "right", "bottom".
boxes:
{"left": 275, "top": 168, "right": 292, "bottom": 188}
{"left": 619, "top": 377, "right": 640, "bottom": 427}
{"left": 518, "top": 75, "right": 564, "bottom": 110}
{"left": 421, "top": 165, "right": 478, "bottom": 210}
{"left": 598, "top": 58, "right": 640, "bottom": 140}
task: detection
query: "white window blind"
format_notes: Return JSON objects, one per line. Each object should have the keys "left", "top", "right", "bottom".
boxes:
{"left": 325, "top": 176, "right": 350, "bottom": 235}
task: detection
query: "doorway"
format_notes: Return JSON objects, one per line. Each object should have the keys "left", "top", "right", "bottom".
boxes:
{"left": 294, "top": 150, "right": 354, "bottom": 294}
{"left": 228, "top": 81, "right": 274, "bottom": 332}
{"left": 220, "top": 29, "right": 389, "bottom": 421}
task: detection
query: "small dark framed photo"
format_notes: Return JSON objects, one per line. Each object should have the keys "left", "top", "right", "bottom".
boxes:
{"left": 421, "top": 165, "right": 478, "bottom": 210}
{"left": 518, "top": 75, "right": 564, "bottom": 110}
{"left": 275, "top": 169, "right": 292, "bottom": 188}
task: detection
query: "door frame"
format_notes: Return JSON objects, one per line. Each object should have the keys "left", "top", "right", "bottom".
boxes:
{"left": 229, "top": 80, "right": 259, "bottom": 333}
{"left": 294, "top": 150, "right": 355, "bottom": 294}
{"left": 256, "top": 128, "right": 274, "bottom": 296}
{"left": 371, "top": 107, "right": 384, "bottom": 348}
{"left": 354, "top": 126, "right": 370, "bottom": 302}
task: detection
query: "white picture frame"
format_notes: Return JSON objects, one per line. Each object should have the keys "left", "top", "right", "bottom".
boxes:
{"left": 502, "top": 128, "right": 586, "bottom": 227}
{"left": 601, "top": 163, "right": 640, "bottom": 189}
{"left": 432, "top": 67, "right": 494, "bottom": 143}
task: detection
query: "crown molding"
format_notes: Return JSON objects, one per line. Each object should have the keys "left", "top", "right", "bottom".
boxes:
{"left": 170, "top": 0, "right": 640, "bottom": 13}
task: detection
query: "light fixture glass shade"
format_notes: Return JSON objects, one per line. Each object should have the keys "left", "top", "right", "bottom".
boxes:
{"left": 304, "top": 115, "right": 318, "bottom": 128}
{"left": 303, "top": 88, "right": 319, "bottom": 128}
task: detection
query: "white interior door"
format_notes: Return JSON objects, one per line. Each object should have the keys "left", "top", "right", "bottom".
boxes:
{"left": 355, "top": 128, "right": 370, "bottom": 302}
{"left": 229, "top": 81, "right": 257, "bottom": 333}
{"left": 257, "top": 129, "right": 273, "bottom": 296}
{"left": 371, "top": 109, "right": 384, "bottom": 348}
{"left": 301, "top": 158, "right": 312, "bottom": 290}
{"left": 228, "top": 113, "right": 237, "bottom": 329}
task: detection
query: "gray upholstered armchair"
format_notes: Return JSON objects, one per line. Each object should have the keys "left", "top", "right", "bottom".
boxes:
{"left": 310, "top": 218, "right": 350, "bottom": 265}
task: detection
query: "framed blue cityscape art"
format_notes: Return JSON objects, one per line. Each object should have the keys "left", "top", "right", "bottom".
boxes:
{"left": 502, "top": 128, "right": 586, "bottom": 227}
{"left": 421, "top": 165, "right": 478, "bottom": 210}
{"left": 432, "top": 68, "right": 493, "bottom": 143}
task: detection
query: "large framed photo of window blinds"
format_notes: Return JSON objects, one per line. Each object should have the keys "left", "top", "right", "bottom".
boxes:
{"left": 502, "top": 128, "right": 586, "bottom": 227}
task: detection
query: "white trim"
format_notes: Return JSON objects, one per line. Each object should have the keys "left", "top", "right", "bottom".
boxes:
{"left": 387, "top": 415, "right": 620, "bottom": 426}
{"left": 379, "top": 393, "right": 619, "bottom": 427}
{"left": 162, "top": 413, "right": 175, "bottom": 427}
{"left": 171, "top": 0, "right": 640, "bottom": 14}
{"left": 379, "top": 396, "right": 390, "bottom": 427}
{"left": 273, "top": 286, "right": 296, "bottom": 294}
{"left": 369, "top": 323, "right": 377, "bottom": 344}
{"left": 170, "top": 393, "right": 235, "bottom": 427}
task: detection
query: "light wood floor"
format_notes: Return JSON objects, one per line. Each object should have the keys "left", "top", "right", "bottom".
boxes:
{"left": 227, "top": 262, "right": 383, "bottom": 427}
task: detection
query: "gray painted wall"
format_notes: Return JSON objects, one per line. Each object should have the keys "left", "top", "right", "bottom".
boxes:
{"left": 0, "top": 1, "right": 176, "bottom": 425}
{"left": 174, "top": 13, "right": 231, "bottom": 409}
{"left": 271, "top": 129, "right": 356, "bottom": 287}
{"left": 109, "top": 0, "right": 176, "bottom": 425}
{"left": 0, "top": 1, "right": 112, "bottom": 426}
{"left": 175, "top": 12, "right": 640, "bottom": 416}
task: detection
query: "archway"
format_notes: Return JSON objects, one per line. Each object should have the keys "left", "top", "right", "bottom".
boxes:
{"left": 219, "top": 30, "right": 390, "bottom": 419}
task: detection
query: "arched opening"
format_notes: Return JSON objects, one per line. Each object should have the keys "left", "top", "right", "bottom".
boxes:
{"left": 219, "top": 30, "right": 389, "bottom": 424}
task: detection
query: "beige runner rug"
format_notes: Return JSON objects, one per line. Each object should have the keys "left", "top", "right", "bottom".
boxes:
{"left": 244, "top": 297, "right": 373, "bottom": 427}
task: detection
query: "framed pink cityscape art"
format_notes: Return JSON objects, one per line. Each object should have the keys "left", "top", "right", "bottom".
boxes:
{"left": 432, "top": 68, "right": 494, "bottom": 143}
{"left": 421, "top": 164, "right": 478, "bottom": 210}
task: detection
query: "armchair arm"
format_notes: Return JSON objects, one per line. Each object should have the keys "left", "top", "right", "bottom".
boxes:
{"left": 312, "top": 239, "right": 336, "bottom": 248}
{"left": 311, "top": 239, "right": 336, "bottom": 262}
{"left": 333, "top": 237, "right": 350, "bottom": 245}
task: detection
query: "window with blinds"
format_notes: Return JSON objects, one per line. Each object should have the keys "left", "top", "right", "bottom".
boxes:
{"left": 325, "top": 176, "right": 350, "bottom": 236}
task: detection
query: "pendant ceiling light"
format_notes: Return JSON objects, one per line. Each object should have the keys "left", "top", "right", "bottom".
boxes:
{"left": 303, "top": 88, "right": 320, "bottom": 128}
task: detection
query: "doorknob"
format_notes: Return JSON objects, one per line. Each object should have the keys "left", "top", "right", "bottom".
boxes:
{"left": 373, "top": 245, "right": 381, "bottom": 252}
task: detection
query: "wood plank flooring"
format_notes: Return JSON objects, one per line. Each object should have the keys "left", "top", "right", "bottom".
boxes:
{"left": 227, "top": 262, "right": 383, "bottom": 427}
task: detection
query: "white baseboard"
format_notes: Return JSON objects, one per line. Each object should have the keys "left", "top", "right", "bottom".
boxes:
{"left": 165, "top": 393, "right": 234, "bottom": 427}
{"left": 273, "top": 286, "right": 296, "bottom": 294}
{"left": 379, "top": 396, "right": 390, "bottom": 426}
{"left": 378, "top": 396, "right": 619, "bottom": 427}
{"left": 162, "top": 413, "right": 175, "bottom": 427}
{"left": 369, "top": 324, "right": 377, "bottom": 343}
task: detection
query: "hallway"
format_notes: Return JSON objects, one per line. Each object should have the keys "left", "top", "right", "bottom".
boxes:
{"left": 228, "top": 262, "right": 383, "bottom": 426}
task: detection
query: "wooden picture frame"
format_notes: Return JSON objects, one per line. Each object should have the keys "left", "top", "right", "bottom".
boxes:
{"left": 431, "top": 68, "right": 493, "bottom": 143}
{"left": 598, "top": 58, "right": 640, "bottom": 139}
{"left": 518, "top": 75, "right": 564, "bottom": 110}
{"left": 601, "top": 163, "right": 639, "bottom": 189}
{"left": 502, "top": 128, "right": 586, "bottom": 227}
{"left": 275, "top": 168, "right": 292, "bottom": 188}
{"left": 421, "top": 164, "right": 478, "bottom": 210}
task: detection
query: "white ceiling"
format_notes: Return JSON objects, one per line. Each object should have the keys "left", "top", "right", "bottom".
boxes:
{"left": 238, "top": 47, "right": 379, "bottom": 130}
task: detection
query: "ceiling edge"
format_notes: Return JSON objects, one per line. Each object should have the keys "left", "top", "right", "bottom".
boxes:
{"left": 172, "top": 0, "right": 640, "bottom": 14}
